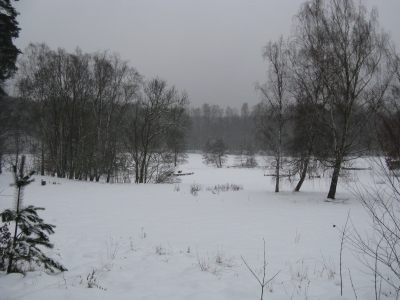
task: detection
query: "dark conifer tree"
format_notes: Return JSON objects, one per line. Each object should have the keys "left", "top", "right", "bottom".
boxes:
{"left": 0, "top": 0, "right": 21, "bottom": 94}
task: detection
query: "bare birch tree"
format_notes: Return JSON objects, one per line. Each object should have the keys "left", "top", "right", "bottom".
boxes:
{"left": 256, "top": 36, "right": 292, "bottom": 193}
{"left": 348, "top": 68, "right": 400, "bottom": 291}
{"left": 16, "top": 43, "right": 52, "bottom": 175}
{"left": 124, "top": 78, "right": 189, "bottom": 183}
{"left": 292, "top": 0, "right": 396, "bottom": 199}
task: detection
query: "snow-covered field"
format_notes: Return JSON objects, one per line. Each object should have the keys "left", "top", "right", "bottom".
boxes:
{"left": 0, "top": 154, "right": 395, "bottom": 299}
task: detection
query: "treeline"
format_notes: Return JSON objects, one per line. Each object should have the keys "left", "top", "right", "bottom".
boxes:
{"left": 0, "top": 43, "right": 189, "bottom": 183}
{"left": 186, "top": 100, "right": 377, "bottom": 155}
{"left": 187, "top": 103, "right": 256, "bottom": 151}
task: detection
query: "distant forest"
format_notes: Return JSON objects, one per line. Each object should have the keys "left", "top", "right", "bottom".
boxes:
{"left": 187, "top": 103, "right": 256, "bottom": 152}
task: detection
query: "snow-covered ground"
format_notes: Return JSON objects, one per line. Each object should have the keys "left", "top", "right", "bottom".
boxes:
{"left": 0, "top": 154, "right": 395, "bottom": 299}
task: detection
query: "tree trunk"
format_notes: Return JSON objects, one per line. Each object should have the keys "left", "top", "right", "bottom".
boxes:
{"left": 295, "top": 156, "right": 309, "bottom": 192}
{"left": 106, "top": 170, "right": 111, "bottom": 183}
{"left": 275, "top": 154, "right": 280, "bottom": 193}
{"left": 295, "top": 142, "right": 314, "bottom": 192}
{"left": 40, "top": 103, "right": 45, "bottom": 176}
{"left": 139, "top": 156, "right": 146, "bottom": 183}
{"left": 275, "top": 124, "right": 282, "bottom": 193}
{"left": 327, "top": 159, "right": 342, "bottom": 199}
{"left": 41, "top": 146, "right": 45, "bottom": 176}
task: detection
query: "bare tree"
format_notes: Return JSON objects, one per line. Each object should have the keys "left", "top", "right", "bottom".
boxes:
{"left": 347, "top": 57, "right": 400, "bottom": 295}
{"left": 202, "top": 138, "right": 228, "bottom": 168}
{"left": 292, "top": 0, "right": 397, "bottom": 199}
{"left": 256, "top": 36, "right": 292, "bottom": 193}
{"left": 88, "top": 51, "right": 142, "bottom": 182}
{"left": 0, "top": 96, "right": 32, "bottom": 172}
{"left": 377, "top": 59, "right": 400, "bottom": 168}
{"left": 16, "top": 43, "right": 52, "bottom": 175}
{"left": 165, "top": 112, "right": 190, "bottom": 168}
{"left": 124, "top": 78, "right": 189, "bottom": 183}
{"left": 288, "top": 99, "right": 322, "bottom": 191}
{"left": 287, "top": 16, "right": 327, "bottom": 191}
{"left": 203, "top": 138, "right": 228, "bottom": 168}
{"left": 240, "top": 103, "right": 251, "bottom": 148}
{"left": 235, "top": 144, "right": 258, "bottom": 168}
{"left": 348, "top": 159, "right": 400, "bottom": 295}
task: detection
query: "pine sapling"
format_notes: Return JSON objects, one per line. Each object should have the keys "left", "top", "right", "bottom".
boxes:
{"left": 0, "top": 156, "right": 67, "bottom": 274}
{"left": 0, "top": 222, "right": 11, "bottom": 270}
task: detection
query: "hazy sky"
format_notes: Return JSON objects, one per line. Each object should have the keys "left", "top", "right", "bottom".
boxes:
{"left": 13, "top": 0, "right": 400, "bottom": 109}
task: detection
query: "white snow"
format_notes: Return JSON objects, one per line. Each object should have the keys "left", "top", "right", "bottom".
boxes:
{"left": 0, "top": 154, "right": 396, "bottom": 299}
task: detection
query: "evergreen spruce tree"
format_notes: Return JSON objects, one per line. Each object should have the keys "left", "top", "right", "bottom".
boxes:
{"left": 0, "top": 0, "right": 22, "bottom": 94}
{"left": 0, "top": 156, "right": 67, "bottom": 274}
{"left": 0, "top": 222, "right": 11, "bottom": 270}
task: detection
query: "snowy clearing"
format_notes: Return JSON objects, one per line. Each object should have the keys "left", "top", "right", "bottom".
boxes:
{"left": 0, "top": 154, "right": 395, "bottom": 300}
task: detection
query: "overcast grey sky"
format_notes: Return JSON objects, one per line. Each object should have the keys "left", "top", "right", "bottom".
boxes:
{"left": 13, "top": 0, "right": 400, "bottom": 109}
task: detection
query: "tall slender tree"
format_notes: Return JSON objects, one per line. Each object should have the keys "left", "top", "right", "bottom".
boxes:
{"left": 256, "top": 36, "right": 292, "bottom": 193}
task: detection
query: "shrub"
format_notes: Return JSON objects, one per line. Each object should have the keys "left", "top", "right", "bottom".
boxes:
{"left": 190, "top": 183, "right": 203, "bottom": 196}
{"left": 206, "top": 183, "right": 243, "bottom": 194}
